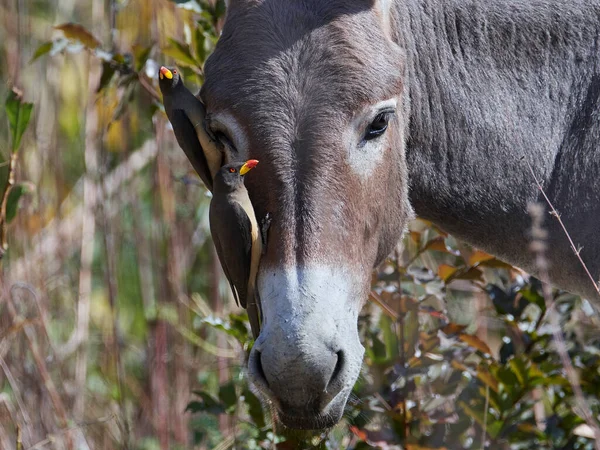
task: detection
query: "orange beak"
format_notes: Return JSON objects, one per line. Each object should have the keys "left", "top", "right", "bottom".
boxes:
{"left": 240, "top": 159, "right": 259, "bottom": 175}
{"left": 159, "top": 66, "right": 173, "bottom": 80}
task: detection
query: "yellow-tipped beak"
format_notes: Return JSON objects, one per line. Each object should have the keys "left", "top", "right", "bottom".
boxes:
{"left": 159, "top": 66, "right": 173, "bottom": 80}
{"left": 240, "top": 159, "right": 259, "bottom": 175}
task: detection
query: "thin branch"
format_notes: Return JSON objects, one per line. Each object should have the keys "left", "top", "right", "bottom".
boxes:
{"left": 25, "top": 415, "right": 116, "bottom": 450}
{"left": 10, "top": 140, "right": 157, "bottom": 302}
{"left": 524, "top": 160, "right": 600, "bottom": 299}
{"left": 0, "top": 152, "right": 19, "bottom": 259}
{"left": 369, "top": 291, "right": 399, "bottom": 321}
{"left": 482, "top": 384, "right": 489, "bottom": 450}
{"left": 0, "top": 359, "right": 33, "bottom": 446}
{"left": 138, "top": 73, "right": 161, "bottom": 102}
{"left": 5, "top": 285, "right": 73, "bottom": 449}
{"left": 98, "top": 165, "right": 131, "bottom": 447}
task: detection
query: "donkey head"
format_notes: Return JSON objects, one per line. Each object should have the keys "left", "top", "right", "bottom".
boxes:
{"left": 201, "top": 0, "right": 412, "bottom": 429}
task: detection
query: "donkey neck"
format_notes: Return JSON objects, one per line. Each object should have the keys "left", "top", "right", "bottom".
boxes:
{"left": 397, "top": 0, "right": 596, "bottom": 226}
{"left": 394, "top": 0, "right": 600, "bottom": 296}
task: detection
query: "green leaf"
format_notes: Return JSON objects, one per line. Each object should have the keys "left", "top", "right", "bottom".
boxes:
{"left": 381, "top": 314, "right": 398, "bottom": 363}
{"left": 97, "top": 61, "right": 116, "bottom": 93}
{"left": 509, "top": 357, "right": 529, "bottom": 387}
{"left": 200, "top": 315, "right": 247, "bottom": 343}
{"left": 194, "top": 27, "right": 207, "bottom": 63}
{"left": 6, "top": 90, "right": 34, "bottom": 153}
{"left": 164, "top": 38, "right": 197, "bottom": 68}
{"left": 519, "top": 283, "right": 546, "bottom": 313}
{"left": 243, "top": 387, "right": 266, "bottom": 429}
{"left": 457, "top": 401, "right": 486, "bottom": 429}
{"left": 228, "top": 313, "right": 251, "bottom": 341}
{"left": 370, "top": 334, "right": 387, "bottom": 363}
{"left": 187, "top": 391, "right": 225, "bottom": 415}
{"left": 54, "top": 23, "right": 101, "bottom": 49}
{"left": 30, "top": 41, "right": 53, "bottom": 62}
{"left": 214, "top": 0, "right": 227, "bottom": 19}
{"left": 6, "top": 184, "right": 32, "bottom": 223}
{"left": 476, "top": 368, "right": 499, "bottom": 393}
{"left": 218, "top": 381, "right": 237, "bottom": 411}
{"left": 179, "top": 66, "right": 202, "bottom": 88}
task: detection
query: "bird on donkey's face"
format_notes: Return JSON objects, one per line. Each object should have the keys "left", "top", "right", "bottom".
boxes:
{"left": 209, "top": 159, "right": 263, "bottom": 338}
{"left": 158, "top": 65, "right": 222, "bottom": 192}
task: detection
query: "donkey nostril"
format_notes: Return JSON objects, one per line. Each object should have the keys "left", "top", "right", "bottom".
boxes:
{"left": 254, "top": 350, "right": 269, "bottom": 388}
{"left": 328, "top": 350, "right": 345, "bottom": 389}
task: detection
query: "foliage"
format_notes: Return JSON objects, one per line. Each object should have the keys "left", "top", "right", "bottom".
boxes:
{"left": 0, "top": 91, "right": 34, "bottom": 256}
{"left": 183, "top": 221, "right": 600, "bottom": 449}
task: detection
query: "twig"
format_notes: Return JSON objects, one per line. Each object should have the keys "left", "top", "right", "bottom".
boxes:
{"left": 72, "top": 57, "right": 100, "bottom": 421}
{"left": 4, "top": 286, "right": 74, "bottom": 449}
{"left": 528, "top": 203, "right": 600, "bottom": 449}
{"left": 0, "top": 152, "right": 19, "bottom": 259}
{"left": 25, "top": 414, "right": 116, "bottom": 450}
{"left": 0, "top": 420, "right": 11, "bottom": 450}
{"left": 482, "top": 384, "right": 489, "bottom": 450}
{"left": 10, "top": 140, "right": 157, "bottom": 284}
{"left": 138, "top": 73, "right": 161, "bottom": 102}
{"left": 369, "top": 291, "right": 399, "bottom": 321}
{"left": 524, "top": 160, "right": 600, "bottom": 298}
{"left": 99, "top": 7, "right": 131, "bottom": 440}
{"left": 0, "top": 359, "right": 33, "bottom": 445}
{"left": 0, "top": 393, "right": 26, "bottom": 448}
{"left": 98, "top": 170, "right": 131, "bottom": 447}
{"left": 151, "top": 118, "right": 171, "bottom": 449}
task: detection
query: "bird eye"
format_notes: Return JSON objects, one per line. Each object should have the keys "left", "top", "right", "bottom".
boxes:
{"left": 365, "top": 111, "right": 393, "bottom": 141}
{"left": 229, "top": 168, "right": 236, "bottom": 173}
{"left": 173, "top": 69, "right": 177, "bottom": 74}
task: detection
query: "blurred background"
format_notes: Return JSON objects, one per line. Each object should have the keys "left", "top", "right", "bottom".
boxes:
{"left": 1, "top": 1, "right": 600, "bottom": 449}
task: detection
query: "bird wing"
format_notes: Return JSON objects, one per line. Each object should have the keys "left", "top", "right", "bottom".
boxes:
{"left": 210, "top": 200, "right": 253, "bottom": 309}
{"left": 169, "top": 108, "right": 214, "bottom": 191}
{"left": 183, "top": 96, "right": 223, "bottom": 181}
{"left": 212, "top": 233, "right": 242, "bottom": 307}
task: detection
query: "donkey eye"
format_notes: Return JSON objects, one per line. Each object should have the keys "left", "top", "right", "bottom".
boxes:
{"left": 365, "top": 112, "right": 393, "bottom": 141}
{"left": 229, "top": 168, "right": 236, "bottom": 173}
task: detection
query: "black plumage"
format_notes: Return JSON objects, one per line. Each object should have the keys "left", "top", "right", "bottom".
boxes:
{"left": 209, "top": 160, "right": 262, "bottom": 338}
{"left": 158, "top": 66, "right": 221, "bottom": 191}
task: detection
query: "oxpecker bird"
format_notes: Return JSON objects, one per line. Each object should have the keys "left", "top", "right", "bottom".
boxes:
{"left": 210, "top": 159, "right": 263, "bottom": 338}
{"left": 158, "top": 65, "right": 222, "bottom": 191}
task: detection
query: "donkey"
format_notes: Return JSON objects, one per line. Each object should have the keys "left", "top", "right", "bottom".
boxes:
{"left": 194, "top": 0, "right": 600, "bottom": 429}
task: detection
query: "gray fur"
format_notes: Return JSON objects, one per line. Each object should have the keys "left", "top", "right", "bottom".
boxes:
{"left": 200, "top": 0, "right": 600, "bottom": 429}
{"left": 399, "top": 0, "right": 600, "bottom": 300}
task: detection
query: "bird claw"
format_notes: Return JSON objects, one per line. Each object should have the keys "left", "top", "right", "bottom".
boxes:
{"left": 261, "top": 213, "right": 272, "bottom": 253}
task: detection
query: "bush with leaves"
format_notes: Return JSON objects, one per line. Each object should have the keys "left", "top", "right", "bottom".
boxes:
{"left": 182, "top": 220, "right": 600, "bottom": 449}
{"left": 5, "top": 1, "right": 597, "bottom": 449}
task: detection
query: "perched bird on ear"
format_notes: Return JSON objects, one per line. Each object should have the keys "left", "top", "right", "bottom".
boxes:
{"left": 210, "top": 159, "right": 262, "bottom": 338}
{"left": 158, "top": 65, "right": 222, "bottom": 191}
